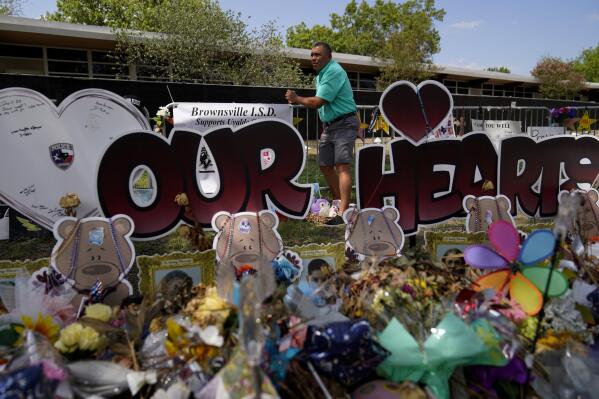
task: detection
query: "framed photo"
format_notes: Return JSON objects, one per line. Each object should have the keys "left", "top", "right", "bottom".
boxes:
{"left": 0, "top": 257, "right": 49, "bottom": 280}
{"left": 424, "top": 230, "right": 486, "bottom": 268}
{"left": 517, "top": 222, "right": 553, "bottom": 234}
{"left": 137, "top": 250, "right": 216, "bottom": 297}
{"left": 288, "top": 242, "right": 345, "bottom": 285}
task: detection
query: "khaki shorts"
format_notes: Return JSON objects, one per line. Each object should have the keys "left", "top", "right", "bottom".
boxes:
{"left": 318, "top": 115, "right": 359, "bottom": 166}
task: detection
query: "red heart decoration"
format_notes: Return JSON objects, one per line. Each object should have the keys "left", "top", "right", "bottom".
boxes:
{"left": 379, "top": 80, "right": 453, "bottom": 145}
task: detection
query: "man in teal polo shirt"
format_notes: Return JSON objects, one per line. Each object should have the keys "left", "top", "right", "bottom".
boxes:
{"left": 285, "top": 42, "right": 359, "bottom": 226}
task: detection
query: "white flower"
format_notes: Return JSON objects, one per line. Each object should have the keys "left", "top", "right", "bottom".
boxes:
{"left": 127, "top": 370, "right": 157, "bottom": 396}
{"left": 199, "top": 325, "right": 224, "bottom": 347}
{"left": 156, "top": 107, "right": 170, "bottom": 118}
{"left": 150, "top": 382, "right": 190, "bottom": 399}
{"left": 187, "top": 324, "right": 224, "bottom": 347}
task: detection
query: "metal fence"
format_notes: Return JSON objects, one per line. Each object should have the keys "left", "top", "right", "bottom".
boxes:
{"left": 293, "top": 104, "right": 599, "bottom": 141}
{"left": 452, "top": 105, "right": 599, "bottom": 135}
{"left": 293, "top": 104, "right": 599, "bottom": 191}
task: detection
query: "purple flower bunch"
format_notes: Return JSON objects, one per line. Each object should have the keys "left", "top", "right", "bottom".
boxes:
{"left": 550, "top": 106, "right": 576, "bottom": 121}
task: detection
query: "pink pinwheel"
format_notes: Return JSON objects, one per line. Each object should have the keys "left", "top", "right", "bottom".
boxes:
{"left": 464, "top": 221, "right": 567, "bottom": 315}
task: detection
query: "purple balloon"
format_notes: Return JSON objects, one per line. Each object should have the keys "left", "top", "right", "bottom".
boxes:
{"left": 464, "top": 245, "right": 508, "bottom": 269}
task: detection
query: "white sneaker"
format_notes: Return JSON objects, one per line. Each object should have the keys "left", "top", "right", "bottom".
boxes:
{"left": 329, "top": 200, "right": 341, "bottom": 217}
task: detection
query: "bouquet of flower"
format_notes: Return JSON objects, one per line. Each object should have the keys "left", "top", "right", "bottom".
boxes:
{"left": 152, "top": 106, "right": 171, "bottom": 133}
{"left": 340, "top": 262, "right": 511, "bottom": 399}
{"left": 550, "top": 107, "right": 576, "bottom": 123}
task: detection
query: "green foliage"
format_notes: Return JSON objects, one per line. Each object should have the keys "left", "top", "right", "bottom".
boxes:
{"left": 286, "top": 0, "right": 445, "bottom": 87}
{"left": 574, "top": 44, "right": 599, "bottom": 83}
{"left": 277, "top": 218, "right": 345, "bottom": 247}
{"left": 486, "top": 66, "right": 511, "bottom": 73}
{"left": 531, "top": 56, "right": 587, "bottom": 99}
{"left": 115, "top": 0, "right": 310, "bottom": 86}
{"left": 0, "top": 0, "right": 21, "bottom": 15}
{"left": 44, "top": 0, "right": 164, "bottom": 30}
{"left": 166, "top": 234, "right": 193, "bottom": 252}
{"left": 46, "top": 0, "right": 309, "bottom": 87}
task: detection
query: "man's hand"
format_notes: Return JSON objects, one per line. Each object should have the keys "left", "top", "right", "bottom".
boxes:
{"left": 285, "top": 90, "right": 326, "bottom": 109}
{"left": 285, "top": 89, "right": 298, "bottom": 104}
{"left": 357, "top": 126, "right": 365, "bottom": 143}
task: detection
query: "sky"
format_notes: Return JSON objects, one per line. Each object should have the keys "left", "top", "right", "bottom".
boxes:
{"left": 19, "top": 0, "right": 599, "bottom": 76}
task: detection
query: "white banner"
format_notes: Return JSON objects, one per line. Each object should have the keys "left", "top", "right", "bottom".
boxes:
{"left": 526, "top": 126, "right": 565, "bottom": 141}
{"left": 471, "top": 119, "right": 522, "bottom": 144}
{"left": 0, "top": 207, "right": 7, "bottom": 240}
{"left": 173, "top": 103, "right": 293, "bottom": 132}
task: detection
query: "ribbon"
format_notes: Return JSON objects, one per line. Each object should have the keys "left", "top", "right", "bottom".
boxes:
{"left": 89, "top": 280, "right": 108, "bottom": 303}
{"left": 377, "top": 313, "right": 507, "bottom": 399}
{"left": 279, "top": 316, "right": 308, "bottom": 352}
{"left": 127, "top": 370, "right": 157, "bottom": 396}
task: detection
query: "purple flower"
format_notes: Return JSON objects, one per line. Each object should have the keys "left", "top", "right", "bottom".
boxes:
{"left": 550, "top": 108, "right": 560, "bottom": 118}
{"left": 401, "top": 283, "right": 415, "bottom": 297}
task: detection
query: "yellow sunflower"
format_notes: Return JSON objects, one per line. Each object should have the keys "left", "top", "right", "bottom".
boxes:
{"left": 15, "top": 313, "right": 60, "bottom": 342}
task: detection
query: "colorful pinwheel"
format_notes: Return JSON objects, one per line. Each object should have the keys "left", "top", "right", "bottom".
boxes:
{"left": 464, "top": 221, "right": 567, "bottom": 315}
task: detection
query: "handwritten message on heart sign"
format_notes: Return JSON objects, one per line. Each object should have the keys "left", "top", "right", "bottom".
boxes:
{"left": 0, "top": 88, "right": 150, "bottom": 230}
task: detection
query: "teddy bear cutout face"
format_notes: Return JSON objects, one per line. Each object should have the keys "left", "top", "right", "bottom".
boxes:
{"left": 343, "top": 207, "right": 404, "bottom": 258}
{"left": 212, "top": 210, "right": 283, "bottom": 267}
{"left": 559, "top": 189, "right": 599, "bottom": 242}
{"left": 51, "top": 214, "right": 135, "bottom": 306}
{"left": 462, "top": 195, "right": 515, "bottom": 233}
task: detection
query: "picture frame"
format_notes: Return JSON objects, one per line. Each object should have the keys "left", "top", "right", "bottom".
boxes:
{"left": 424, "top": 230, "right": 487, "bottom": 266}
{"left": 0, "top": 257, "right": 49, "bottom": 281}
{"left": 288, "top": 242, "right": 345, "bottom": 284}
{"left": 517, "top": 222, "right": 553, "bottom": 234}
{"left": 137, "top": 250, "right": 216, "bottom": 297}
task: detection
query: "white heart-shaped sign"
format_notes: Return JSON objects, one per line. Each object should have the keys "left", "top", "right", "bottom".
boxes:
{"left": 0, "top": 88, "right": 150, "bottom": 230}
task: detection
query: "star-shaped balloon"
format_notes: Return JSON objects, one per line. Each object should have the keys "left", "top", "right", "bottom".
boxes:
{"left": 373, "top": 114, "right": 390, "bottom": 134}
{"left": 578, "top": 112, "right": 597, "bottom": 132}
{"left": 356, "top": 114, "right": 369, "bottom": 130}
{"left": 564, "top": 117, "right": 580, "bottom": 131}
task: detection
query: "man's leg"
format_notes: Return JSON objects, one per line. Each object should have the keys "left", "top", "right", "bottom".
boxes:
{"left": 319, "top": 165, "right": 340, "bottom": 201}
{"left": 335, "top": 163, "right": 351, "bottom": 214}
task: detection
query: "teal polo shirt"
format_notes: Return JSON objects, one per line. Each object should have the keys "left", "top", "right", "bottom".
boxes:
{"left": 315, "top": 60, "right": 357, "bottom": 123}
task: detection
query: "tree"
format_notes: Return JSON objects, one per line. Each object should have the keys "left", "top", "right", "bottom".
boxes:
{"left": 44, "top": 0, "right": 164, "bottom": 30}
{"left": 574, "top": 44, "right": 599, "bottom": 83}
{"left": 114, "top": 1, "right": 309, "bottom": 87}
{"left": 0, "top": 0, "right": 22, "bottom": 15}
{"left": 286, "top": 0, "right": 445, "bottom": 86}
{"left": 46, "top": 0, "right": 309, "bottom": 87}
{"left": 486, "top": 66, "right": 510, "bottom": 73}
{"left": 531, "top": 56, "right": 587, "bottom": 99}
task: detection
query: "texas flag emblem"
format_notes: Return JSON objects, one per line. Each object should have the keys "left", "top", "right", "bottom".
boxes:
{"left": 49, "top": 143, "right": 74, "bottom": 169}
